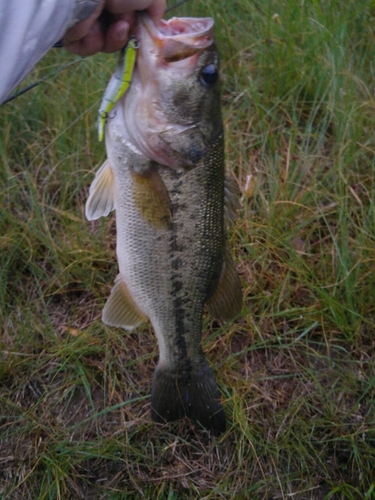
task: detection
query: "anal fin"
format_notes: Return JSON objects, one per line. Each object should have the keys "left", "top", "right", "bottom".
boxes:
{"left": 85, "top": 159, "right": 115, "bottom": 221}
{"left": 206, "top": 246, "right": 242, "bottom": 321}
{"left": 102, "top": 274, "right": 146, "bottom": 330}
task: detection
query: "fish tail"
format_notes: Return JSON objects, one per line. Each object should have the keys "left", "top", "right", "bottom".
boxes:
{"left": 151, "top": 360, "right": 226, "bottom": 435}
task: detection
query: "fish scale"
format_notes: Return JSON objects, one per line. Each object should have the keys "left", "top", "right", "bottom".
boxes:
{"left": 157, "top": 135, "right": 225, "bottom": 363}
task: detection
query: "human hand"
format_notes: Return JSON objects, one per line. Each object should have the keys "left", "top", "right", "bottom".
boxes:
{"left": 63, "top": 0, "right": 166, "bottom": 56}
{"left": 105, "top": 0, "right": 166, "bottom": 21}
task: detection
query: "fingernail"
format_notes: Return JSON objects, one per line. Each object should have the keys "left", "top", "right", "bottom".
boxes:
{"left": 115, "top": 21, "right": 128, "bottom": 42}
{"left": 91, "top": 21, "right": 102, "bottom": 35}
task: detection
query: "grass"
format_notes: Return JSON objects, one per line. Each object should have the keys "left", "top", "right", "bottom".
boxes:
{"left": 1, "top": 0, "right": 375, "bottom": 498}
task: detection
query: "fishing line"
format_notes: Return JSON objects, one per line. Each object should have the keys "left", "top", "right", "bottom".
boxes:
{"left": 166, "top": 0, "right": 189, "bottom": 13}
{"left": 27, "top": 99, "right": 101, "bottom": 170}
{"left": 1, "top": 0, "right": 190, "bottom": 106}
{"left": 1, "top": 58, "right": 82, "bottom": 105}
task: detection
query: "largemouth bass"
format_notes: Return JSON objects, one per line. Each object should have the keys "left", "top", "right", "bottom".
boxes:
{"left": 86, "top": 13, "right": 242, "bottom": 434}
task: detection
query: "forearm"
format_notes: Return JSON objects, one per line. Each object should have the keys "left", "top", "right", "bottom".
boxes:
{"left": 0, "top": 0, "right": 100, "bottom": 103}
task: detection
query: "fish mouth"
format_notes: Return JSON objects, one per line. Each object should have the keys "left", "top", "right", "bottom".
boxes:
{"left": 137, "top": 13, "right": 214, "bottom": 63}
{"left": 112, "top": 14, "right": 217, "bottom": 168}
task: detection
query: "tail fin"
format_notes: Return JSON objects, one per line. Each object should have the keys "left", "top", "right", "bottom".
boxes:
{"left": 151, "top": 360, "right": 226, "bottom": 435}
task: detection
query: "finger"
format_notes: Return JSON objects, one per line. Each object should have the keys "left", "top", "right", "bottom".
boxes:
{"left": 147, "top": 0, "right": 167, "bottom": 22}
{"left": 106, "top": 0, "right": 165, "bottom": 18}
{"left": 105, "top": 0, "right": 149, "bottom": 14}
{"left": 64, "top": 22, "right": 105, "bottom": 56}
{"left": 101, "top": 19, "right": 130, "bottom": 53}
{"left": 63, "top": 0, "right": 105, "bottom": 44}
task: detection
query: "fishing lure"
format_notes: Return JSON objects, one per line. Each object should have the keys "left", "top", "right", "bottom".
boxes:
{"left": 97, "top": 36, "right": 139, "bottom": 142}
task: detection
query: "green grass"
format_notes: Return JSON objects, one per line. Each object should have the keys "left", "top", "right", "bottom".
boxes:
{"left": 1, "top": 0, "right": 375, "bottom": 498}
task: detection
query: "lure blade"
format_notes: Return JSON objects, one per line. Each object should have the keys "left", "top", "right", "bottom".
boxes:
{"left": 98, "top": 37, "right": 139, "bottom": 142}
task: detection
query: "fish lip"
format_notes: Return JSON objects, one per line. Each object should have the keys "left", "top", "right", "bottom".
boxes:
{"left": 137, "top": 12, "right": 214, "bottom": 49}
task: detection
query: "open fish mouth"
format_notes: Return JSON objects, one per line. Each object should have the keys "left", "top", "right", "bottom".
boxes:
{"left": 137, "top": 14, "right": 214, "bottom": 63}
{"left": 157, "top": 17, "right": 213, "bottom": 38}
{"left": 142, "top": 15, "right": 214, "bottom": 45}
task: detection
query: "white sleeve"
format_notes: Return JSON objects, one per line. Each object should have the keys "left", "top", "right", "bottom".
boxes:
{"left": 0, "top": 0, "right": 99, "bottom": 103}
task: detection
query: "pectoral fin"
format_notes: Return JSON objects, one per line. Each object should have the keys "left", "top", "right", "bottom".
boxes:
{"left": 85, "top": 159, "right": 115, "bottom": 221}
{"left": 132, "top": 168, "right": 172, "bottom": 228}
{"left": 206, "top": 246, "right": 242, "bottom": 321}
{"left": 102, "top": 274, "right": 146, "bottom": 330}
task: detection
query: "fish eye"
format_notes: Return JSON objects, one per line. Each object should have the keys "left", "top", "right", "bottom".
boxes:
{"left": 200, "top": 64, "right": 219, "bottom": 86}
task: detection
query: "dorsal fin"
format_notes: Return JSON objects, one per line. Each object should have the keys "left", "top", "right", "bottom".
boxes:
{"left": 224, "top": 176, "right": 241, "bottom": 227}
{"left": 206, "top": 245, "right": 242, "bottom": 321}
